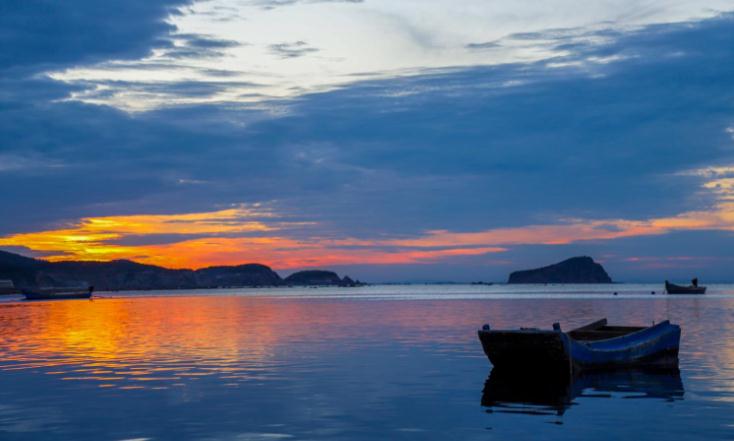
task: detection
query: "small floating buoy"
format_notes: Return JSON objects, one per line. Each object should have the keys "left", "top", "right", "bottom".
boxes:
{"left": 613, "top": 292, "right": 618, "bottom": 296}
{"left": 651, "top": 291, "right": 656, "bottom": 295}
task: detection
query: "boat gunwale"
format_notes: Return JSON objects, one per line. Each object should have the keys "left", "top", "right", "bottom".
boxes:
{"left": 479, "top": 319, "right": 672, "bottom": 346}
{"left": 576, "top": 320, "right": 674, "bottom": 349}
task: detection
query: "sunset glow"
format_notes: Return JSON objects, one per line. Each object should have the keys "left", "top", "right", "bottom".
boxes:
{"left": 5, "top": 2, "right": 734, "bottom": 440}
{"left": 2, "top": 171, "right": 734, "bottom": 270}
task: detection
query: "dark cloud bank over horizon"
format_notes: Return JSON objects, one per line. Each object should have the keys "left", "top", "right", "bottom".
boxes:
{"left": 1, "top": 2, "right": 734, "bottom": 281}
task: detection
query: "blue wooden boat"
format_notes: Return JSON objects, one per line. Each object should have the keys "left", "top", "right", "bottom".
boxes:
{"left": 22, "top": 286, "right": 94, "bottom": 301}
{"left": 478, "top": 318, "right": 680, "bottom": 373}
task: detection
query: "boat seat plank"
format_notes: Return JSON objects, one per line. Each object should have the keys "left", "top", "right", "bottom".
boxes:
{"left": 570, "top": 318, "right": 607, "bottom": 333}
{"left": 569, "top": 326, "right": 646, "bottom": 341}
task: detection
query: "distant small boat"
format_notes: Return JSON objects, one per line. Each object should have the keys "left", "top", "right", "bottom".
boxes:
{"left": 0, "top": 279, "right": 19, "bottom": 295}
{"left": 22, "top": 286, "right": 94, "bottom": 301}
{"left": 478, "top": 318, "right": 680, "bottom": 373}
{"left": 665, "top": 280, "right": 706, "bottom": 295}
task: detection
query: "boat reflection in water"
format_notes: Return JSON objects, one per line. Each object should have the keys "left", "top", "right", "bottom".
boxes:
{"left": 481, "top": 367, "right": 684, "bottom": 416}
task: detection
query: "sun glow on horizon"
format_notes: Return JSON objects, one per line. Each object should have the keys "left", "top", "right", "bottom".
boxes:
{"left": 2, "top": 167, "right": 734, "bottom": 270}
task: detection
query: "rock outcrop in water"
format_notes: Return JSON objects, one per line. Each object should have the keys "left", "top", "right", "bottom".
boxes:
{"left": 195, "top": 264, "right": 283, "bottom": 288}
{"left": 0, "top": 250, "right": 361, "bottom": 291}
{"left": 507, "top": 256, "right": 612, "bottom": 284}
{"left": 284, "top": 270, "right": 361, "bottom": 286}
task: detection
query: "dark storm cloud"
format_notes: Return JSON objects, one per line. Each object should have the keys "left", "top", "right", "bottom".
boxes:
{"left": 0, "top": 1, "right": 244, "bottom": 101}
{"left": 0, "top": 0, "right": 193, "bottom": 72}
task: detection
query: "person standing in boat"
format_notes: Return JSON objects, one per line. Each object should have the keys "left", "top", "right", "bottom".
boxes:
{"left": 692, "top": 278, "right": 698, "bottom": 288}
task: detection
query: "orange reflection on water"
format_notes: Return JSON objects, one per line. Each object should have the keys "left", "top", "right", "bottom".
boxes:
{"left": 0, "top": 297, "right": 305, "bottom": 389}
{"left": 3, "top": 293, "right": 734, "bottom": 400}
{"left": 0, "top": 295, "right": 530, "bottom": 390}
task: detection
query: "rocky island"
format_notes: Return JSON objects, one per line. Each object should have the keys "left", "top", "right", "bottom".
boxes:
{"left": 0, "top": 250, "right": 361, "bottom": 292}
{"left": 507, "top": 256, "right": 612, "bottom": 284}
{"left": 284, "top": 270, "right": 361, "bottom": 287}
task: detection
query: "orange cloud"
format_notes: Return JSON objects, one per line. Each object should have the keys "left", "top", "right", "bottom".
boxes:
{"left": 2, "top": 167, "right": 734, "bottom": 269}
{"left": 0, "top": 206, "right": 506, "bottom": 268}
{"left": 0, "top": 205, "right": 280, "bottom": 263}
{"left": 74, "top": 235, "right": 506, "bottom": 269}
{"left": 366, "top": 205, "right": 734, "bottom": 249}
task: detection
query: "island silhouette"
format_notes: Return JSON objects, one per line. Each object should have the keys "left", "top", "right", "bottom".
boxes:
{"left": 508, "top": 256, "right": 612, "bottom": 284}
{"left": 0, "top": 250, "right": 361, "bottom": 291}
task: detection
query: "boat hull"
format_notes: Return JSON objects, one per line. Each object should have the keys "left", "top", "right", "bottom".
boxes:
{"left": 567, "top": 321, "right": 680, "bottom": 370}
{"left": 478, "top": 329, "right": 572, "bottom": 374}
{"left": 22, "top": 291, "right": 93, "bottom": 301}
{"left": 478, "top": 321, "right": 680, "bottom": 372}
{"left": 665, "top": 282, "right": 706, "bottom": 294}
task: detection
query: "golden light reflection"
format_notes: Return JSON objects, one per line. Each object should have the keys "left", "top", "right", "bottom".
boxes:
{"left": 3, "top": 296, "right": 532, "bottom": 389}
{"left": 3, "top": 296, "right": 733, "bottom": 396}
{"left": 0, "top": 298, "right": 299, "bottom": 388}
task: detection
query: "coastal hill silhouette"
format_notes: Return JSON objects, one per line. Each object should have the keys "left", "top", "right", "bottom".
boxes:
{"left": 0, "top": 250, "right": 358, "bottom": 291}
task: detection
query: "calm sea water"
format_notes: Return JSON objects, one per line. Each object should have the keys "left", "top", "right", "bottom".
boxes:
{"left": 1, "top": 284, "right": 734, "bottom": 440}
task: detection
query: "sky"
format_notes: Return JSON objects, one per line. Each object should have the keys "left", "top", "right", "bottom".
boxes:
{"left": 1, "top": 0, "right": 734, "bottom": 282}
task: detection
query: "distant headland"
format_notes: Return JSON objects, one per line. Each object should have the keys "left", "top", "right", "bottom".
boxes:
{"left": 0, "top": 250, "right": 363, "bottom": 292}
{"left": 507, "top": 256, "right": 612, "bottom": 284}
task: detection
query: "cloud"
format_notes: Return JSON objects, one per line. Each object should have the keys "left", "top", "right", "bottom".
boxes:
{"left": 0, "top": 3, "right": 249, "bottom": 112}
{"left": 465, "top": 27, "right": 604, "bottom": 52}
{"left": 335, "top": 199, "right": 734, "bottom": 251}
{"left": 0, "top": 0, "right": 193, "bottom": 72}
{"left": 268, "top": 41, "right": 320, "bottom": 59}
{"left": 61, "top": 79, "right": 264, "bottom": 111}
{"left": 159, "top": 33, "right": 244, "bottom": 59}
{"left": 0, "top": 206, "right": 280, "bottom": 262}
{"left": 35, "top": 2, "right": 734, "bottom": 112}
{"left": 465, "top": 41, "right": 502, "bottom": 50}
{"left": 2, "top": 9, "right": 734, "bottom": 279}
{"left": 0, "top": 153, "right": 66, "bottom": 172}
{"left": 252, "top": 0, "right": 363, "bottom": 10}
{"left": 2, "top": 162, "right": 734, "bottom": 271}
{"left": 0, "top": 205, "right": 506, "bottom": 269}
